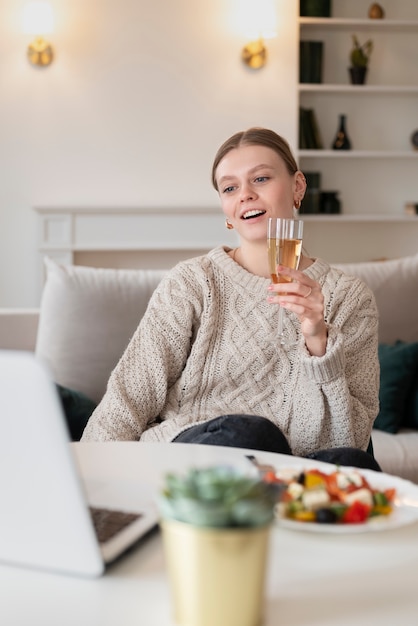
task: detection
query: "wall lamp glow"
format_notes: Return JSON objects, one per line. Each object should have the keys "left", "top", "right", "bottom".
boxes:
{"left": 238, "top": 0, "right": 277, "bottom": 70}
{"left": 23, "top": 2, "right": 54, "bottom": 67}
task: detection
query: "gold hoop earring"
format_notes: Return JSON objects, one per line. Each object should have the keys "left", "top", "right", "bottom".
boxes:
{"left": 225, "top": 219, "right": 234, "bottom": 230}
{"left": 294, "top": 200, "right": 301, "bottom": 210}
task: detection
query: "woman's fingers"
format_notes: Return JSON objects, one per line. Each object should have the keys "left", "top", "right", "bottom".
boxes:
{"left": 269, "top": 266, "right": 317, "bottom": 301}
{"left": 268, "top": 266, "right": 327, "bottom": 354}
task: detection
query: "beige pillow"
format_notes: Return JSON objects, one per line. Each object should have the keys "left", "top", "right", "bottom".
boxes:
{"left": 35, "top": 258, "right": 166, "bottom": 403}
{"left": 334, "top": 253, "right": 418, "bottom": 344}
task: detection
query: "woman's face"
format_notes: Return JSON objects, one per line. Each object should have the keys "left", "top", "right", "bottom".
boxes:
{"left": 215, "top": 144, "right": 305, "bottom": 245}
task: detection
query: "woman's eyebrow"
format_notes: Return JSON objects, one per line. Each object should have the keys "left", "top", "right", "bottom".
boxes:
{"left": 248, "top": 164, "right": 275, "bottom": 174}
{"left": 217, "top": 164, "right": 274, "bottom": 186}
{"left": 217, "top": 175, "right": 236, "bottom": 188}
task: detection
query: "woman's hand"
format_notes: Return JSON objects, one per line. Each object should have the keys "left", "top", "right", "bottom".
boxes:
{"left": 267, "top": 265, "right": 328, "bottom": 356}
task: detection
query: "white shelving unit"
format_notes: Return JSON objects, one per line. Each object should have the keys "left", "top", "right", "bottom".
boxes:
{"left": 297, "top": 2, "right": 418, "bottom": 261}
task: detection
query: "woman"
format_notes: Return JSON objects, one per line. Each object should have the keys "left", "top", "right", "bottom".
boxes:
{"left": 82, "top": 128, "right": 380, "bottom": 470}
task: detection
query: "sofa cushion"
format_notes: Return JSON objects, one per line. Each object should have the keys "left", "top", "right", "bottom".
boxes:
{"left": 372, "top": 428, "right": 418, "bottom": 484}
{"left": 56, "top": 384, "right": 97, "bottom": 441}
{"left": 334, "top": 253, "right": 418, "bottom": 344}
{"left": 35, "top": 258, "right": 166, "bottom": 403}
{"left": 374, "top": 342, "right": 418, "bottom": 434}
{"left": 404, "top": 376, "right": 418, "bottom": 430}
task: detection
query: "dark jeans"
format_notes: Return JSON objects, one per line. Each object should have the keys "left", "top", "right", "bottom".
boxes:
{"left": 172, "top": 414, "right": 381, "bottom": 472}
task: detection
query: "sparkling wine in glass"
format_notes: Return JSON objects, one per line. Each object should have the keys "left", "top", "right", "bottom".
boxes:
{"left": 267, "top": 218, "right": 304, "bottom": 346}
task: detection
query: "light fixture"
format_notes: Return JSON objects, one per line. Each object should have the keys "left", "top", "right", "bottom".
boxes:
{"left": 242, "top": 38, "right": 267, "bottom": 70}
{"left": 239, "top": 0, "right": 277, "bottom": 70}
{"left": 23, "top": 2, "right": 54, "bottom": 67}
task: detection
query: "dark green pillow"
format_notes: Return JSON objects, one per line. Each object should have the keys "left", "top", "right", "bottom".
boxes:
{"left": 56, "top": 384, "right": 97, "bottom": 441}
{"left": 404, "top": 376, "right": 418, "bottom": 429}
{"left": 374, "top": 342, "right": 418, "bottom": 433}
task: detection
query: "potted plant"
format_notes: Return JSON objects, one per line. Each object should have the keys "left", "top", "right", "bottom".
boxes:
{"left": 159, "top": 466, "right": 279, "bottom": 626}
{"left": 349, "top": 34, "right": 373, "bottom": 85}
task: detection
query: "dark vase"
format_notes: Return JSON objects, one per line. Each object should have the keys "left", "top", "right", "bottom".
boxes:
{"left": 332, "top": 114, "right": 351, "bottom": 150}
{"left": 349, "top": 66, "right": 368, "bottom": 85}
{"left": 319, "top": 191, "right": 341, "bottom": 214}
{"left": 300, "top": 172, "right": 321, "bottom": 214}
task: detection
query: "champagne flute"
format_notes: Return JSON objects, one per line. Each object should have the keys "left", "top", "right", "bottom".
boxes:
{"left": 267, "top": 217, "right": 304, "bottom": 347}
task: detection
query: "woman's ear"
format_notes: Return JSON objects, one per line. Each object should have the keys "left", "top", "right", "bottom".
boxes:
{"left": 294, "top": 170, "right": 307, "bottom": 198}
{"left": 293, "top": 172, "right": 307, "bottom": 214}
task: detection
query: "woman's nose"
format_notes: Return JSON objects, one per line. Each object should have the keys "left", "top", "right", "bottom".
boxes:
{"left": 240, "top": 184, "right": 256, "bottom": 202}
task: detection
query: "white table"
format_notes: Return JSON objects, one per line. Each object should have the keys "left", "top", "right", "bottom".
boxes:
{"left": 2, "top": 442, "right": 418, "bottom": 626}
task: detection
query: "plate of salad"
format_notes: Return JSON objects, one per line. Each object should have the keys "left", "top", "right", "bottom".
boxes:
{"left": 262, "top": 465, "right": 418, "bottom": 533}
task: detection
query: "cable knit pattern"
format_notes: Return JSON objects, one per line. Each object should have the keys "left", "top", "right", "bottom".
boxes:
{"left": 82, "top": 246, "right": 379, "bottom": 455}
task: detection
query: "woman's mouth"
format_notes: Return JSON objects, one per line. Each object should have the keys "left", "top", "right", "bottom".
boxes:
{"left": 242, "top": 209, "right": 266, "bottom": 220}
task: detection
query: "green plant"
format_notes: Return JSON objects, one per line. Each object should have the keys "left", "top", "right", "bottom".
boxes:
{"left": 350, "top": 35, "right": 373, "bottom": 68}
{"left": 159, "top": 466, "right": 280, "bottom": 528}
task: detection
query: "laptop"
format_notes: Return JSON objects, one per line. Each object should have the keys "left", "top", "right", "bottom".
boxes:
{"left": 0, "top": 350, "right": 159, "bottom": 578}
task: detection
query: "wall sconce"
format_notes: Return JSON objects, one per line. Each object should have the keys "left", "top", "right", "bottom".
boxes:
{"left": 23, "top": 2, "right": 54, "bottom": 67}
{"left": 239, "top": 0, "right": 277, "bottom": 70}
{"left": 242, "top": 38, "right": 267, "bottom": 70}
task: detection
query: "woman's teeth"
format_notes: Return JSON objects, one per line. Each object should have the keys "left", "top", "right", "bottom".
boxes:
{"left": 242, "top": 210, "right": 266, "bottom": 220}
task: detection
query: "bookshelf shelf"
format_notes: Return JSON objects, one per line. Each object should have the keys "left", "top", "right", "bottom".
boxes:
{"left": 299, "top": 150, "right": 418, "bottom": 159}
{"left": 299, "top": 18, "right": 418, "bottom": 30}
{"left": 299, "top": 84, "right": 418, "bottom": 94}
{"left": 302, "top": 214, "right": 418, "bottom": 222}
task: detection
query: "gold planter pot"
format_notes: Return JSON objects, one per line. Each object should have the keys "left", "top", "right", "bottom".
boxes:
{"left": 161, "top": 519, "right": 271, "bottom": 626}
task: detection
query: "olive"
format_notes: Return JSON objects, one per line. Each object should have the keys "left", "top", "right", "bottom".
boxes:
{"left": 315, "top": 508, "right": 338, "bottom": 524}
{"left": 297, "top": 472, "right": 306, "bottom": 485}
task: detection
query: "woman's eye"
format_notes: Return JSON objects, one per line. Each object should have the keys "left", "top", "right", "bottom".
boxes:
{"left": 254, "top": 176, "right": 269, "bottom": 183}
{"left": 222, "top": 185, "right": 235, "bottom": 194}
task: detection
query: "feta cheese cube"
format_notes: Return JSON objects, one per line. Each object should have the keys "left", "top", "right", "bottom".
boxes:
{"left": 302, "top": 489, "right": 331, "bottom": 511}
{"left": 343, "top": 488, "right": 373, "bottom": 507}
{"left": 336, "top": 472, "right": 351, "bottom": 489}
{"left": 347, "top": 472, "right": 363, "bottom": 488}
{"left": 287, "top": 481, "right": 304, "bottom": 499}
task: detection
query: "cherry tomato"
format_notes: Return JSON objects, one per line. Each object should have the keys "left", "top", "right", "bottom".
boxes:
{"left": 384, "top": 488, "right": 396, "bottom": 502}
{"left": 342, "top": 500, "right": 371, "bottom": 524}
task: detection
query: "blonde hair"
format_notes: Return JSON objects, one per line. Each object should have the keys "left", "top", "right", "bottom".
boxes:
{"left": 212, "top": 127, "right": 298, "bottom": 191}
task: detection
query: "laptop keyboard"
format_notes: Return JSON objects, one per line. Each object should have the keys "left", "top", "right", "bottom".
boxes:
{"left": 90, "top": 507, "right": 142, "bottom": 543}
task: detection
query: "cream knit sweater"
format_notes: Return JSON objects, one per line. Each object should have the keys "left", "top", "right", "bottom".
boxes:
{"left": 82, "top": 246, "right": 379, "bottom": 455}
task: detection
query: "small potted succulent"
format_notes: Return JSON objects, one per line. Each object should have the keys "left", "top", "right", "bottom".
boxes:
{"left": 159, "top": 466, "right": 279, "bottom": 626}
{"left": 349, "top": 35, "right": 373, "bottom": 85}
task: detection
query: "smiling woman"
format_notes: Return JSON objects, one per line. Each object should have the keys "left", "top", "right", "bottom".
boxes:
{"left": 82, "top": 127, "right": 381, "bottom": 475}
{"left": 211, "top": 128, "right": 309, "bottom": 291}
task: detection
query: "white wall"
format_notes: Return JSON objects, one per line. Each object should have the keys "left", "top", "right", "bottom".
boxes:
{"left": 0, "top": 0, "right": 298, "bottom": 306}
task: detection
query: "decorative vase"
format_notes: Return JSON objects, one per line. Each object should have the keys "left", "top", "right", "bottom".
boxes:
{"left": 319, "top": 191, "right": 341, "bottom": 214}
{"left": 161, "top": 519, "right": 271, "bottom": 626}
{"left": 368, "top": 3, "right": 385, "bottom": 19}
{"left": 332, "top": 114, "right": 352, "bottom": 150}
{"left": 410, "top": 129, "right": 418, "bottom": 150}
{"left": 300, "top": 172, "right": 321, "bottom": 214}
{"left": 349, "top": 66, "right": 368, "bottom": 85}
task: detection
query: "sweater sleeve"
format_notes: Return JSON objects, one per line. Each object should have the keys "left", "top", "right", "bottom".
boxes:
{"left": 289, "top": 272, "right": 380, "bottom": 455}
{"left": 81, "top": 267, "right": 202, "bottom": 441}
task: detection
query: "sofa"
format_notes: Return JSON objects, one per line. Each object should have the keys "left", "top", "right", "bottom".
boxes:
{"left": 1, "top": 252, "right": 418, "bottom": 483}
